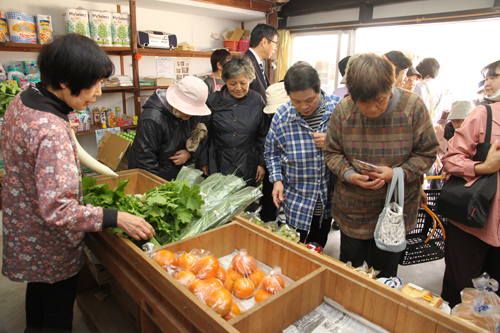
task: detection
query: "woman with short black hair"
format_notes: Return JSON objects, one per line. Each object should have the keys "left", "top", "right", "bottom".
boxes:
{"left": 384, "top": 50, "right": 412, "bottom": 88}
{"left": 198, "top": 55, "right": 267, "bottom": 187}
{"left": 204, "top": 48, "right": 231, "bottom": 94}
{"left": 324, "top": 53, "right": 438, "bottom": 278}
{"left": 2, "top": 33, "right": 154, "bottom": 332}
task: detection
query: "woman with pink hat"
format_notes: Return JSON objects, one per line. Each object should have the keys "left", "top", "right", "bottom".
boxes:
{"left": 128, "top": 76, "right": 211, "bottom": 181}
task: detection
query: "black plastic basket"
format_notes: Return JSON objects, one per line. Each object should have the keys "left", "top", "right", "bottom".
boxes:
{"left": 399, "top": 190, "right": 447, "bottom": 266}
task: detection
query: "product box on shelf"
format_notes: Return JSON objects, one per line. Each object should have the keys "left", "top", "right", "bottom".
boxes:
{"left": 81, "top": 171, "right": 481, "bottom": 333}
{"left": 96, "top": 131, "right": 132, "bottom": 171}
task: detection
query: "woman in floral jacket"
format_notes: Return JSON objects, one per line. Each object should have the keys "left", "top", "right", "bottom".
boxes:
{"left": 1, "top": 34, "right": 154, "bottom": 332}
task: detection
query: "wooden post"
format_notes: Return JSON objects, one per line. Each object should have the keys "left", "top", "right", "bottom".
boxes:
{"left": 267, "top": 9, "right": 278, "bottom": 85}
{"left": 129, "top": 0, "right": 141, "bottom": 117}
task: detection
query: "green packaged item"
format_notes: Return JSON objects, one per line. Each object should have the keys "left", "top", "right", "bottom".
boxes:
{"left": 176, "top": 166, "right": 203, "bottom": 188}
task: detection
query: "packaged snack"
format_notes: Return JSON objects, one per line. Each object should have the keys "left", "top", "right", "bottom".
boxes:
{"left": 36, "top": 14, "right": 52, "bottom": 44}
{"left": 401, "top": 282, "right": 444, "bottom": 309}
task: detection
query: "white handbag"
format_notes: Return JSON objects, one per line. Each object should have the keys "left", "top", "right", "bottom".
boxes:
{"left": 374, "top": 167, "right": 407, "bottom": 253}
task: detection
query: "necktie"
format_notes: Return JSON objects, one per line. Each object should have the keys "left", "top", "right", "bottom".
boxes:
{"left": 259, "top": 63, "right": 266, "bottom": 78}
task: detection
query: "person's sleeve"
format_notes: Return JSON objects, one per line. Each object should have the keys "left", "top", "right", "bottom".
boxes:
{"left": 128, "top": 116, "right": 165, "bottom": 176}
{"left": 442, "top": 105, "right": 487, "bottom": 179}
{"left": 35, "top": 124, "right": 117, "bottom": 231}
{"left": 399, "top": 101, "right": 439, "bottom": 182}
{"left": 257, "top": 97, "right": 267, "bottom": 166}
{"left": 196, "top": 114, "right": 211, "bottom": 166}
{"left": 323, "top": 103, "right": 356, "bottom": 183}
{"left": 264, "top": 113, "right": 283, "bottom": 183}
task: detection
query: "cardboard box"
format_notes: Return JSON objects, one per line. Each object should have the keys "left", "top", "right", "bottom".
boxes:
{"left": 96, "top": 132, "right": 132, "bottom": 171}
{"left": 144, "top": 76, "right": 174, "bottom": 86}
{"left": 83, "top": 244, "right": 113, "bottom": 285}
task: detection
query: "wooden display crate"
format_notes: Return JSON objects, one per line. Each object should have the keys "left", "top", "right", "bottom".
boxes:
{"left": 92, "top": 168, "right": 167, "bottom": 194}
{"left": 81, "top": 170, "right": 484, "bottom": 333}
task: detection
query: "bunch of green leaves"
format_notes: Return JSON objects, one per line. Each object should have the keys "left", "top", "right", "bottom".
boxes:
{"left": 142, "top": 181, "right": 204, "bottom": 244}
{"left": 0, "top": 81, "right": 23, "bottom": 117}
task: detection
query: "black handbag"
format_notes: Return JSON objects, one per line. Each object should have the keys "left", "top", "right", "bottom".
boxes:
{"left": 437, "top": 105, "right": 497, "bottom": 228}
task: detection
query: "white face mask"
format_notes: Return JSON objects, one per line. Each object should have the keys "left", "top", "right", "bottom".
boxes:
{"left": 487, "top": 87, "right": 500, "bottom": 102}
{"left": 171, "top": 107, "right": 182, "bottom": 118}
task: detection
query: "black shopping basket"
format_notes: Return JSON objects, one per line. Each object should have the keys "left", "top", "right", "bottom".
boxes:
{"left": 399, "top": 182, "right": 448, "bottom": 266}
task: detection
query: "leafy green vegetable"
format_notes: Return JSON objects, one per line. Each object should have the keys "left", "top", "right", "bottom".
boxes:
{"left": 82, "top": 176, "right": 205, "bottom": 246}
{"left": 0, "top": 81, "right": 23, "bottom": 117}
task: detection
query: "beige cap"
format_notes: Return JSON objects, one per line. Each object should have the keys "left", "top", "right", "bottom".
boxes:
{"left": 264, "top": 82, "right": 289, "bottom": 114}
{"left": 448, "top": 100, "right": 475, "bottom": 120}
{"left": 340, "top": 53, "right": 362, "bottom": 84}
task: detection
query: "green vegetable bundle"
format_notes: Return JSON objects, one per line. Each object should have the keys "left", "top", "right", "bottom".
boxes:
{"left": 202, "top": 174, "right": 246, "bottom": 208}
{"left": 0, "top": 81, "right": 23, "bottom": 117}
{"left": 198, "top": 173, "right": 225, "bottom": 198}
{"left": 178, "top": 185, "right": 263, "bottom": 240}
{"left": 176, "top": 166, "right": 203, "bottom": 188}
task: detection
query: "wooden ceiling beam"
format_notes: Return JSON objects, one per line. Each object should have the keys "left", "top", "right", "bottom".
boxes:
{"left": 190, "top": 0, "right": 274, "bottom": 13}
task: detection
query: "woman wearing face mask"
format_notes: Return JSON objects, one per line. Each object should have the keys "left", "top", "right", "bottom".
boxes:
{"left": 128, "top": 76, "right": 211, "bottom": 181}
{"left": 324, "top": 53, "right": 438, "bottom": 278}
{"left": 197, "top": 55, "right": 267, "bottom": 187}
{"left": 440, "top": 60, "right": 500, "bottom": 307}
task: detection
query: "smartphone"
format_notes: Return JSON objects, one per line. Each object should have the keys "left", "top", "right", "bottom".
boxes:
{"left": 352, "top": 159, "right": 383, "bottom": 174}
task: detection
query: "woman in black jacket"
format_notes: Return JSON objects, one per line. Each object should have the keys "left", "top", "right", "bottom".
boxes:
{"left": 198, "top": 56, "right": 267, "bottom": 186}
{"left": 128, "top": 76, "right": 211, "bottom": 181}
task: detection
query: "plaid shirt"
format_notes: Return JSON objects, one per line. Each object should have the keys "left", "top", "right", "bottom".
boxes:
{"left": 265, "top": 92, "right": 341, "bottom": 230}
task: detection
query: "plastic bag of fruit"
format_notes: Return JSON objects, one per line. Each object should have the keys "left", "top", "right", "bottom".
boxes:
{"left": 253, "top": 266, "right": 288, "bottom": 304}
{"left": 225, "top": 249, "right": 263, "bottom": 300}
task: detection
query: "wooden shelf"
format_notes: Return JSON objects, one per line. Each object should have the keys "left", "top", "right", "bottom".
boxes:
{"left": 137, "top": 48, "right": 241, "bottom": 58}
{"left": 0, "top": 42, "right": 131, "bottom": 55}
{"left": 76, "top": 125, "right": 137, "bottom": 136}
{"left": 101, "top": 86, "right": 134, "bottom": 93}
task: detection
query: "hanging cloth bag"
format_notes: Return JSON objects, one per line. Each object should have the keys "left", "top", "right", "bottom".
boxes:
{"left": 436, "top": 105, "right": 497, "bottom": 228}
{"left": 374, "top": 167, "right": 407, "bottom": 253}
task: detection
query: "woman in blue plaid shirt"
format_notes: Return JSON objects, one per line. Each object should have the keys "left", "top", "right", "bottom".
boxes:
{"left": 265, "top": 63, "right": 342, "bottom": 247}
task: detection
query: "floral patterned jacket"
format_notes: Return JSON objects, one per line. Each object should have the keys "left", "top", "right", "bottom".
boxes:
{"left": 1, "top": 84, "right": 116, "bottom": 283}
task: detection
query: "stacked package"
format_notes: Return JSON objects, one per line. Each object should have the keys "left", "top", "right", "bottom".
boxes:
{"left": 111, "top": 12, "right": 130, "bottom": 47}
{"left": 63, "top": 8, "right": 90, "bottom": 37}
{"left": 89, "top": 10, "right": 112, "bottom": 46}
{"left": 107, "top": 75, "right": 133, "bottom": 87}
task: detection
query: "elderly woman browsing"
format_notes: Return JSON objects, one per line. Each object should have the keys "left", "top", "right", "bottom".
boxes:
{"left": 324, "top": 53, "right": 438, "bottom": 278}
{"left": 197, "top": 56, "right": 267, "bottom": 187}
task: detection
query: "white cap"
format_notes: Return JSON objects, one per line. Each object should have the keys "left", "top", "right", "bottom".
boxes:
{"left": 447, "top": 100, "right": 475, "bottom": 120}
{"left": 264, "top": 82, "right": 289, "bottom": 114}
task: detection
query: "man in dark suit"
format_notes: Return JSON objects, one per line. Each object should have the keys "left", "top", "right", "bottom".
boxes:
{"left": 244, "top": 23, "right": 279, "bottom": 222}
{"left": 244, "top": 23, "right": 278, "bottom": 103}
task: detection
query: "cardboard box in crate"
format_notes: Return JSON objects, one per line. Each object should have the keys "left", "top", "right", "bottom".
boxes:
{"left": 82, "top": 170, "right": 481, "bottom": 333}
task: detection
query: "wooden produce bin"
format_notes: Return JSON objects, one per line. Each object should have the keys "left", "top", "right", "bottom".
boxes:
{"left": 81, "top": 170, "right": 483, "bottom": 333}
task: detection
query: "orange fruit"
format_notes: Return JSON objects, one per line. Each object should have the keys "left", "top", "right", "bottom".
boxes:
{"left": 190, "top": 279, "right": 212, "bottom": 300}
{"left": 174, "top": 270, "right": 196, "bottom": 289}
{"left": 215, "top": 266, "right": 226, "bottom": 284}
{"left": 205, "top": 287, "right": 232, "bottom": 317}
{"left": 223, "top": 302, "right": 242, "bottom": 321}
{"left": 227, "top": 267, "right": 243, "bottom": 282}
{"left": 249, "top": 269, "right": 265, "bottom": 287}
{"left": 177, "top": 252, "right": 198, "bottom": 272}
{"left": 204, "top": 277, "right": 223, "bottom": 289}
{"left": 254, "top": 288, "right": 272, "bottom": 303}
{"left": 232, "top": 253, "right": 257, "bottom": 276}
{"left": 194, "top": 256, "right": 220, "bottom": 279}
{"left": 262, "top": 274, "right": 285, "bottom": 294}
{"left": 154, "top": 250, "right": 177, "bottom": 267}
{"left": 223, "top": 275, "right": 234, "bottom": 292}
{"left": 233, "top": 278, "right": 255, "bottom": 299}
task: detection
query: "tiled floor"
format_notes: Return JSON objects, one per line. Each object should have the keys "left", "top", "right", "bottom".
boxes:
{"left": 0, "top": 230, "right": 445, "bottom": 332}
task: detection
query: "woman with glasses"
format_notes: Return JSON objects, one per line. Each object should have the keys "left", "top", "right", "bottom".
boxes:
{"left": 402, "top": 67, "right": 421, "bottom": 92}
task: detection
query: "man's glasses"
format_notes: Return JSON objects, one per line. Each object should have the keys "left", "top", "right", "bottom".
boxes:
{"left": 266, "top": 38, "right": 278, "bottom": 45}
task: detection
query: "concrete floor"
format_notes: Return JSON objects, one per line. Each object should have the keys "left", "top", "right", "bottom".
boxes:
{"left": 0, "top": 229, "right": 445, "bottom": 332}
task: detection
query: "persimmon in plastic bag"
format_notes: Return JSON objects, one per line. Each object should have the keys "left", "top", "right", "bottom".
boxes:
{"left": 258, "top": 266, "right": 286, "bottom": 295}
{"left": 231, "top": 249, "right": 259, "bottom": 277}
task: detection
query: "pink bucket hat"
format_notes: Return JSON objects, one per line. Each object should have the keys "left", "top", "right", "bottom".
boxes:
{"left": 166, "top": 76, "right": 211, "bottom": 116}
